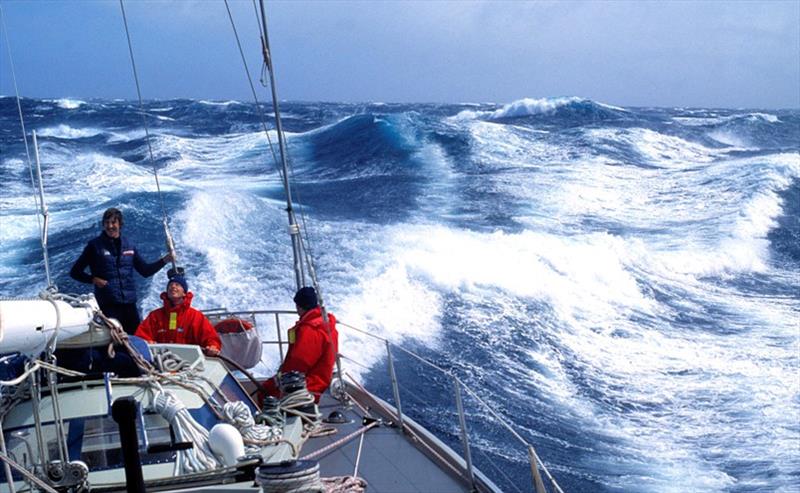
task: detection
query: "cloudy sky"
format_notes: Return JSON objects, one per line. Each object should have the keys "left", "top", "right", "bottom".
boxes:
{"left": 1, "top": 0, "right": 798, "bottom": 108}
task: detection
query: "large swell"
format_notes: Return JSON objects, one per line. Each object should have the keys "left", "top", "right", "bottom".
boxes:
{"left": 1, "top": 96, "right": 799, "bottom": 492}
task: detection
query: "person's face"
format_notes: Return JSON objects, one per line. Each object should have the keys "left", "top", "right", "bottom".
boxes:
{"left": 103, "top": 217, "right": 121, "bottom": 238}
{"left": 167, "top": 281, "right": 186, "bottom": 303}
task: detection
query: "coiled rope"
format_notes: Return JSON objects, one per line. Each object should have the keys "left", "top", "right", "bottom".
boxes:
{"left": 279, "top": 388, "right": 321, "bottom": 433}
{"left": 321, "top": 476, "right": 368, "bottom": 493}
{"left": 151, "top": 390, "right": 220, "bottom": 475}
{"left": 222, "top": 401, "right": 283, "bottom": 453}
{"left": 153, "top": 349, "right": 193, "bottom": 373}
{"left": 257, "top": 460, "right": 323, "bottom": 493}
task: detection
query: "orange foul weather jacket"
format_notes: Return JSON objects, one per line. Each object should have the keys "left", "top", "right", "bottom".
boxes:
{"left": 135, "top": 292, "right": 221, "bottom": 352}
{"left": 264, "top": 306, "right": 338, "bottom": 402}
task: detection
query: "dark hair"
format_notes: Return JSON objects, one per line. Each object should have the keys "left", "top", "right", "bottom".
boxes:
{"left": 102, "top": 208, "right": 123, "bottom": 227}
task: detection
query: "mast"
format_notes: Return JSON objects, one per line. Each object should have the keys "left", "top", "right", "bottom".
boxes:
{"left": 257, "top": 0, "right": 305, "bottom": 291}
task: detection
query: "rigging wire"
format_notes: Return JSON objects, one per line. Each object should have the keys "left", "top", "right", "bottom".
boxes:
{"left": 118, "top": 0, "right": 178, "bottom": 272}
{"left": 226, "top": 2, "right": 334, "bottom": 347}
{"left": 222, "top": 0, "right": 285, "bottom": 183}
{"left": 254, "top": 0, "right": 307, "bottom": 290}
{"left": 226, "top": 0, "right": 308, "bottom": 290}
{"left": 249, "top": 2, "right": 328, "bottom": 316}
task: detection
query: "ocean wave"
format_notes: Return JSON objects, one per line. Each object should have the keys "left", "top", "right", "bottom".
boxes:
{"left": 454, "top": 97, "right": 628, "bottom": 122}
{"left": 47, "top": 152, "right": 173, "bottom": 199}
{"left": 197, "top": 99, "right": 242, "bottom": 107}
{"left": 588, "top": 127, "right": 724, "bottom": 166}
{"left": 47, "top": 98, "right": 87, "bottom": 110}
{"left": 303, "top": 113, "right": 420, "bottom": 179}
{"left": 673, "top": 112, "right": 781, "bottom": 127}
{"left": 36, "top": 124, "right": 105, "bottom": 140}
{"left": 2, "top": 97, "right": 798, "bottom": 493}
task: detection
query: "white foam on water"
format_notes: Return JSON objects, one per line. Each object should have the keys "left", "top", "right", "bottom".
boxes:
{"left": 151, "top": 132, "right": 264, "bottom": 164}
{"left": 589, "top": 127, "right": 724, "bottom": 166}
{"left": 36, "top": 124, "right": 105, "bottom": 139}
{"left": 654, "top": 153, "right": 800, "bottom": 277}
{"left": 47, "top": 98, "right": 86, "bottom": 109}
{"left": 67, "top": 152, "right": 170, "bottom": 199}
{"left": 747, "top": 112, "right": 780, "bottom": 123}
{"left": 673, "top": 112, "right": 781, "bottom": 127}
{"left": 555, "top": 288, "right": 799, "bottom": 491}
{"left": 508, "top": 129, "right": 798, "bottom": 280}
{"left": 375, "top": 221, "right": 799, "bottom": 491}
{"left": 355, "top": 224, "right": 655, "bottom": 345}
{"left": 707, "top": 129, "right": 752, "bottom": 148}
{"left": 197, "top": 99, "right": 241, "bottom": 107}
{"left": 0, "top": 210, "right": 40, "bottom": 246}
{"left": 452, "top": 97, "right": 626, "bottom": 121}
{"left": 467, "top": 120, "right": 568, "bottom": 167}
{"left": 106, "top": 129, "right": 149, "bottom": 143}
{"left": 341, "top": 193, "right": 800, "bottom": 490}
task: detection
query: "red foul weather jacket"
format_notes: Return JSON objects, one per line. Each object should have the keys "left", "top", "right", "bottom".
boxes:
{"left": 135, "top": 292, "right": 221, "bottom": 352}
{"left": 264, "top": 306, "right": 338, "bottom": 402}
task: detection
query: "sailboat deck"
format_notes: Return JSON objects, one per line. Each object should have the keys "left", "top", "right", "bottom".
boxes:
{"left": 174, "top": 391, "right": 481, "bottom": 493}
{"left": 305, "top": 396, "right": 473, "bottom": 492}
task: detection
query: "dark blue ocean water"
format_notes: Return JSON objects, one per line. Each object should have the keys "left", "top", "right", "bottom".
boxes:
{"left": 1, "top": 96, "right": 799, "bottom": 492}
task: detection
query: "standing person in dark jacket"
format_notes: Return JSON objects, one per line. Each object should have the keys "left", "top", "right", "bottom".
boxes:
{"left": 263, "top": 287, "right": 339, "bottom": 403}
{"left": 69, "top": 207, "right": 172, "bottom": 334}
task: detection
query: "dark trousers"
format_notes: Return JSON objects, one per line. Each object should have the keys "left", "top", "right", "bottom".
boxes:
{"left": 100, "top": 302, "right": 142, "bottom": 335}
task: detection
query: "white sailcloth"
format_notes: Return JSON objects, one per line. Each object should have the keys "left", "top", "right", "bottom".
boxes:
{"left": 0, "top": 296, "right": 98, "bottom": 356}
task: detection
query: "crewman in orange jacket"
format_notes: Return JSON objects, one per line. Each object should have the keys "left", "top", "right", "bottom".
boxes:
{"left": 135, "top": 275, "right": 222, "bottom": 356}
{"left": 263, "top": 287, "right": 338, "bottom": 403}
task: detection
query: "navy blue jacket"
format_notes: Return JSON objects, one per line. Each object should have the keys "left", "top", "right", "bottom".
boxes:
{"left": 70, "top": 233, "right": 166, "bottom": 308}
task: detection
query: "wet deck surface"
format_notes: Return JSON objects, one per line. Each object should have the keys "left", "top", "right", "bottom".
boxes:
{"left": 303, "top": 394, "right": 472, "bottom": 493}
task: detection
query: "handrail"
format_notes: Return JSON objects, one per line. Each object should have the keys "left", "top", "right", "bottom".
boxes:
{"left": 210, "top": 310, "right": 564, "bottom": 492}
{"left": 341, "top": 318, "right": 562, "bottom": 487}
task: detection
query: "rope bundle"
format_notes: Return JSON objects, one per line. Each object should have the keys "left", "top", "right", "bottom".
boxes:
{"left": 222, "top": 401, "right": 282, "bottom": 453}
{"left": 153, "top": 349, "right": 192, "bottom": 373}
{"left": 257, "top": 461, "right": 323, "bottom": 493}
{"left": 322, "top": 476, "right": 368, "bottom": 493}
{"left": 151, "top": 390, "right": 220, "bottom": 474}
{"left": 280, "top": 388, "right": 321, "bottom": 433}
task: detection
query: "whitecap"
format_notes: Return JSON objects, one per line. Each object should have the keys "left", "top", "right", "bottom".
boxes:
{"left": 36, "top": 124, "right": 104, "bottom": 139}
{"left": 197, "top": 99, "right": 241, "bottom": 107}
{"left": 48, "top": 98, "right": 86, "bottom": 109}
{"left": 453, "top": 97, "right": 627, "bottom": 121}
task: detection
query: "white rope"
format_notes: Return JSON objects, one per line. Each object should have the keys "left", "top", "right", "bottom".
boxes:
{"left": 150, "top": 390, "right": 220, "bottom": 475}
{"left": 153, "top": 349, "right": 191, "bottom": 373}
{"left": 279, "top": 388, "right": 321, "bottom": 432}
{"left": 322, "top": 476, "right": 368, "bottom": 493}
{"left": 222, "top": 401, "right": 281, "bottom": 453}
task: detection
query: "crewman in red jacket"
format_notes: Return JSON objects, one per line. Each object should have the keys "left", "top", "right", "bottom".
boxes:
{"left": 263, "top": 287, "right": 338, "bottom": 403}
{"left": 135, "top": 275, "right": 222, "bottom": 356}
